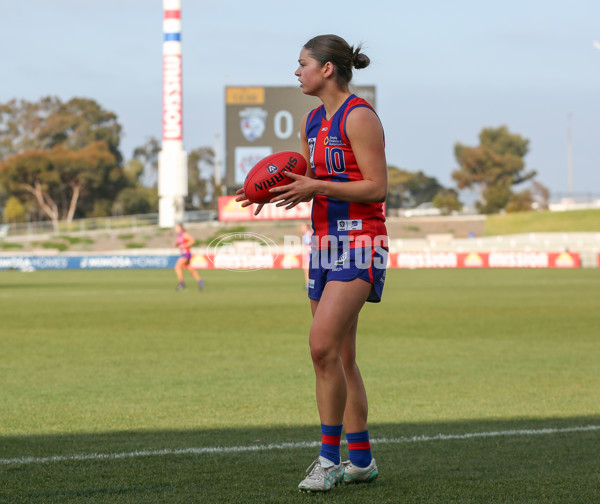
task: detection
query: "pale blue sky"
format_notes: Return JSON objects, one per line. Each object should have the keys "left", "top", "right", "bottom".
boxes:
{"left": 2, "top": 0, "right": 599, "bottom": 197}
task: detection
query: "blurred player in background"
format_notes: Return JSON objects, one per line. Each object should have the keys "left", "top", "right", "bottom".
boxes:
{"left": 301, "top": 223, "right": 312, "bottom": 289}
{"left": 174, "top": 223, "right": 204, "bottom": 291}
{"left": 237, "top": 34, "right": 387, "bottom": 493}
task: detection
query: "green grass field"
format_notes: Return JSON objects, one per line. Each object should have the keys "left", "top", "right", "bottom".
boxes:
{"left": 1, "top": 268, "right": 599, "bottom": 503}
{"left": 484, "top": 208, "right": 600, "bottom": 236}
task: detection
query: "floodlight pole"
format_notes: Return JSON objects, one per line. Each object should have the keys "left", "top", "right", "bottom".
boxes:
{"left": 158, "top": 0, "right": 188, "bottom": 228}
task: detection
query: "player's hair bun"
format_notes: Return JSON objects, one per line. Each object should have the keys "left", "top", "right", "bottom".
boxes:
{"left": 352, "top": 46, "right": 370, "bottom": 70}
{"left": 304, "top": 34, "right": 370, "bottom": 87}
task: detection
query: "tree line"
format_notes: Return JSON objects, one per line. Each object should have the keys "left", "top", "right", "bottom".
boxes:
{"left": 0, "top": 97, "right": 215, "bottom": 230}
{"left": 0, "top": 96, "right": 548, "bottom": 228}
{"left": 387, "top": 125, "right": 549, "bottom": 215}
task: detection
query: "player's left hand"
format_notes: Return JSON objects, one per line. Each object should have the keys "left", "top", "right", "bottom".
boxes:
{"left": 269, "top": 172, "right": 316, "bottom": 209}
{"left": 235, "top": 188, "right": 264, "bottom": 215}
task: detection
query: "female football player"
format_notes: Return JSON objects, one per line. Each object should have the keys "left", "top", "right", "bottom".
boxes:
{"left": 173, "top": 223, "right": 204, "bottom": 291}
{"left": 236, "top": 34, "right": 387, "bottom": 492}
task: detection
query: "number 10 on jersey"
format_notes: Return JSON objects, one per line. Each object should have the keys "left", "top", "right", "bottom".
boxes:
{"left": 325, "top": 147, "right": 346, "bottom": 174}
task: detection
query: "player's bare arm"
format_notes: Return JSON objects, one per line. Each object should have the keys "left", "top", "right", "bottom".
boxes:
{"left": 300, "top": 113, "right": 315, "bottom": 179}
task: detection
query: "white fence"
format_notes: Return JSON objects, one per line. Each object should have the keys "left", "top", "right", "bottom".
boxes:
{"left": 0, "top": 211, "right": 217, "bottom": 238}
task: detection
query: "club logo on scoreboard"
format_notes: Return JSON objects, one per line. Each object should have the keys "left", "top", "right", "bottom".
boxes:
{"left": 239, "top": 107, "right": 268, "bottom": 142}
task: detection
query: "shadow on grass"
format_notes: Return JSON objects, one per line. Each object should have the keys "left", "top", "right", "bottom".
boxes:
{"left": 1, "top": 416, "right": 599, "bottom": 504}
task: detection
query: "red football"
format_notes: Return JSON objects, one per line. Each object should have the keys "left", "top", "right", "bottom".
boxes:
{"left": 243, "top": 151, "right": 307, "bottom": 204}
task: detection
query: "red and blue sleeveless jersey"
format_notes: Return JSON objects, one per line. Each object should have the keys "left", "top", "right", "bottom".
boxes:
{"left": 305, "top": 94, "right": 387, "bottom": 249}
{"left": 176, "top": 232, "right": 191, "bottom": 256}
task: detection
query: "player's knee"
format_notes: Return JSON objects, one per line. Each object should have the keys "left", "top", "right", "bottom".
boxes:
{"left": 309, "top": 341, "right": 339, "bottom": 369}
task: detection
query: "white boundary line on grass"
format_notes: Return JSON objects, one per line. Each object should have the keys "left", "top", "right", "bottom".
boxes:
{"left": 1, "top": 424, "right": 599, "bottom": 467}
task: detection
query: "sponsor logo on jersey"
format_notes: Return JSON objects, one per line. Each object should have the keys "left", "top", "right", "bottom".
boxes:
{"left": 324, "top": 135, "right": 344, "bottom": 147}
{"left": 321, "top": 126, "right": 329, "bottom": 132}
{"left": 337, "top": 220, "right": 363, "bottom": 231}
{"left": 308, "top": 279, "right": 315, "bottom": 289}
{"left": 239, "top": 107, "right": 267, "bottom": 142}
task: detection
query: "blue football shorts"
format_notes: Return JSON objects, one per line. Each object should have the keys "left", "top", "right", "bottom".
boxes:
{"left": 308, "top": 246, "right": 388, "bottom": 303}
{"left": 180, "top": 251, "right": 192, "bottom": 265}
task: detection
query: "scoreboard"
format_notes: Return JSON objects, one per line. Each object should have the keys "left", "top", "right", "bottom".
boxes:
{"left": 224, "top": 85, "right": 376, "bottom": 190}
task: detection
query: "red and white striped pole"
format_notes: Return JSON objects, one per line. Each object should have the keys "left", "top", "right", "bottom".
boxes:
{"left": 158, "top": 0, "right": 187, "bottom": 228}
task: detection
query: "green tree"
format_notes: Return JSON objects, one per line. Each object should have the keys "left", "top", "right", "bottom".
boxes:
{"left": 0, "top": 97, "right": 122, "bottom": 162}
{"left": 89, "top": 199, "right": 113, "bottom": 218}
{"left": 52, "top": 142, "right": 116, "bottom": 222}
{"left": 114, "top": 187, "right": 158, "bottom": 215}
{"left": 132, "top": 137, "right": 161, "bottom": 186}
{"left": 130, "top": 140, "right": 216, "bottom": 209}
{"left": 186, "top": 147, "right": 214, "bottom": 209}
{"left": 387, "top": 166, "right": 443, "bottom": 209}
{"left": 432, "top": 188, "right": 462, "bottom": 215}
{"left": 209, "top": 174, "right": 225, "bottom": 208}
{"left": 0, "top": 97, "right": 56, "bottom": 158}
{"left": 124, "top": 158, "right": 145, "bottom": 184}
{"left": 0, "top": 97, "right": 127, "bottom": 226}
{"left": 0, "top": 142, "right": 117, "bottom": 230}
{"left": 530, "top": 180, "right": 550, "bottom": 210}
{"left": 0, "top": 149, "right": 61, "bottom": 228}
{"left": 506, "top": 190, "right": 534, "bottom": 213}
{"left": 452, "top": 126, "right": 536, "bottom": 214}
{"left": 3, "top": 196, "right": 25, "bottom": 223}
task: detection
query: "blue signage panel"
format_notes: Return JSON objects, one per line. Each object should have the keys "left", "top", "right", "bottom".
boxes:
{"left": 0, "top": 255, "right": 180, "bottom": 270}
